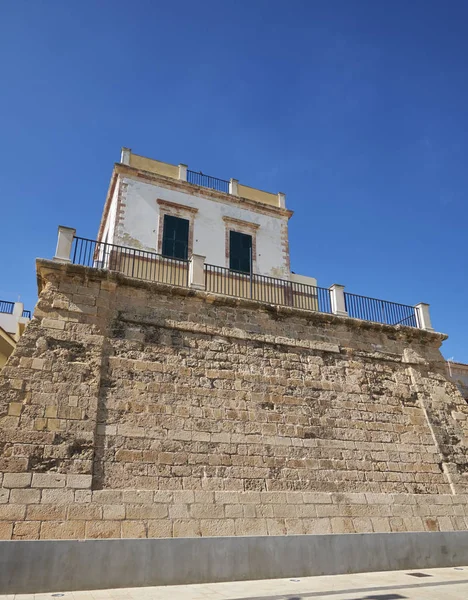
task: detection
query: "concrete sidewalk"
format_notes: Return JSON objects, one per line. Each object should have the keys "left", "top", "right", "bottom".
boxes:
{"left": 2, "top": 567, "right": 468, "bottom": 600}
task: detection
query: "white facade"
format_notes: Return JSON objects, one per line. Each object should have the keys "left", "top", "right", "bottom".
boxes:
{"left": 119, "top": 179, "right": 288, "bottom": 278}
{"left": 98, "top": 152, "right": 296, "bottom": 280}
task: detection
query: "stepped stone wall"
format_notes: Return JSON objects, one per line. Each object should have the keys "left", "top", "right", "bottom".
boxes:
{"left": 1, "top": 259, "right": 468, "bottom": 539}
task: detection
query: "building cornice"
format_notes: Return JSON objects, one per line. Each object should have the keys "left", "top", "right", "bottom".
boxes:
{"left": 222, "top": 216, "right": 260, "bottom": 231}
{"left": 156, "top": 199, "right": 199, "bottom": 214}
{"left": 98, "top": 163, "right": 294, "bottom": 243}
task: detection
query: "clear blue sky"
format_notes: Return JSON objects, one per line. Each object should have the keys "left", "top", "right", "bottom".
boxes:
{"left": 1, "top": 0, "right": 467, "bottom": 361}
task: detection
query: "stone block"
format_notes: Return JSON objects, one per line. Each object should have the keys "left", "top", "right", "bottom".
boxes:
{"left": 8, "top": 402, "right": 23, "bottom": 417}
{"left": 122, "top": 521, "right": 147, "bottom": 538}
{"left": 331, "top": 518, "right": 355, "bottom": 534}
{"left": 74, "top": 490, "right": 92, "bottom": 503}
{"left": 302, "top": 492, "right": 333, "bottom": 504}
{"left": 303, "top": 518, "right": 332, "bottom": 534}
{"left": 126, "top": 504, "right": 168, "bottom": 519}
{"left": 225, "top": 504, "right": 243, "bottom": 518}
{"left": 193, "top": 491, "right": 215, "bottom": 504}
{"left": 284, "top": 519, "right": 305, "bottom": 534}
{"left": 169, "top": 504, "right": 190, "bottom": 519}
{"left": 147, "top": 520, "right": 173, "bottom": 538}
{"left": 12, "top": 521, "right": 41, "bottom": 540}
{"left": 103, "top": 505, "right": 125, "bottom": 520}
{"left": 389, "top": 517, "right": 406, "bottom": 532}
{"left": 200, "top": 519, "right": 235, "bottom": 537}
{"left": 67, "top": 474, "right": 92, "bottom": 489}
{"left": 27, "top": 505, "right": 67, "bottom": 521}
{"left": 85, "top": 521, "right": 121, "bottom": 539}
{"left": 68, "top": 504, "right": 103, "bottom": 520}
{"left": 424, "top": 518, "right": 440, "bottom": 532}
{"left": 242, "top": 505, "right": 256, "bottom": 518}
{"left": 371, "top": 517, "right": 391, "bottom": 533}
{"left": 41, "top": 489, "right": 75, "bottom": 505}
{"left": 438, "top": 516, "right": 455, "bottom": 531}
{"left": 173, "top": 519, "right": 201, "bottom": 537}
{"left": 190, "top": 504, "right": 224, "bottom": 519}
{"left": 10, "top": 488, "right": 41, "bottom": 504}
{"left": 0, "top": 522, "right": 13, "bottom": 540}
{"left": 40, "top": 520, "right": 86, "bottom": 540}
{"left": 92, "top": 490, "right": 123, "bottom": 504}
{"left": 353, "top": 518, "right": 374, "bottom": 533}
{"left": 234, "top": 519, "right": 268, "bottom": 536}
{"left": 3, "top": 473, "right": 32, "bottom": 489}
{"left": 42, "top": 318, "right": 65, "bottom": 330}
{"left": 403, "top": 517, "right": 425, "bottom": 531}
{"left": 122, "top": 490, "right": 153, "bottom": 504}
{"left": 31, "top": 473, "right": 66, "bottom": 488}
{"left": 0, "top": 504, "right": 26, "bottom": 520}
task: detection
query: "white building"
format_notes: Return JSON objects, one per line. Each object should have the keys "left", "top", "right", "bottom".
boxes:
{"left": 0, "top": 301, "right": 30, "bottom": 368}
{"left": 97, "top": 148, "right": 313, "bottom": 285}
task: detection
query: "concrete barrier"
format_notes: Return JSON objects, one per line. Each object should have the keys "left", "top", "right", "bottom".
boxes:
{"left": 1, "top": 531, "right": 468, "bottom": 593}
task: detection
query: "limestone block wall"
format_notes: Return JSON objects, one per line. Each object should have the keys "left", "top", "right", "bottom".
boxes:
{"left": 1, "top": 259, "right": 468, "bottom": 539}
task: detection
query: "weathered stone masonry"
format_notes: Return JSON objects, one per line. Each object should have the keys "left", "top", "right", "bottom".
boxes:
{"left": 1, "top": 259, "right": 468, "bottom": 539}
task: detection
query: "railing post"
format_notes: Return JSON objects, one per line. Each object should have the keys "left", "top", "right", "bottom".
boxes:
{"left": 278, "top": 192, "right": 286, "bottom": 208}
{"left": 178, "top": 164, "right": 188, "bottom": 181}
{"left": 120, "top": 147, "right": 131, "bottom": 165}
{"left": 189, "top": 254, "right": 206, "bottom": 290}
{"left": 229, "top": 178, "right": 239, "bottom": 196}
{"left": 415, "top": 302, "right": 434, "bottom": 331}
{"left": 330, "top": 284, "right": 348, "bottom": 317}
{"left": 12, "top": 302, "right": 24, "bottom": 318}
{"left": 54, "top": 226, "right": 76, "bottom": 263}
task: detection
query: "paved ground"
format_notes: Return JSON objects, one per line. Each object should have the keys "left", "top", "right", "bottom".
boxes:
{"left": 3, "top": 567, "right": 468, "bottom": 600}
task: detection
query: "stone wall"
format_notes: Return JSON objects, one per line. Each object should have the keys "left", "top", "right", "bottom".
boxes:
{"left": 1, "top": 259, "right": 468, "bottom": 539}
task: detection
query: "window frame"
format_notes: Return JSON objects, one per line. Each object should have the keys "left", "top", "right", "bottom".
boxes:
{"left": 156, "top": 199, "right": 198, "bottom": 259}
{"left": 223, "top": 216, "right": 259, "bottom": 275}
{"left": 161, "top": 214, "right": 190, "bottom": 260}
{"left": 229, "top": 230, "right": 253, "bottom": 274}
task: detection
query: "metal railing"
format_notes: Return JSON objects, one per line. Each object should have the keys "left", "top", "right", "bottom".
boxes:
{"left": 204, "top": 264, "right": 332, "bottom": 314}
{"left": 71, "top": 237, "right": 189, "bottom": 288}
{"left": 66, "top": 236, "right": 422, "bottom": 329}
{"left": 0, "top": 300, "right": 14, "bottom": 314}
{"left": 344, "top": 292, "right": 418, "bottom": 327}
{"left": 22, "top": 310, "right": 32, "bottom": 319}
{"left": 187, "top": 170, "right": 230, "bottom": 193}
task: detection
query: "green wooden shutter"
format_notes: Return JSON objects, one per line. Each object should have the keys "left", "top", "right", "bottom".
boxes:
{"left": 162, "top": 215, "right": 189, "bottom": 259}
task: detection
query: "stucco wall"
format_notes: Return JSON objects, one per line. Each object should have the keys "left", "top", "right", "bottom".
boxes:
{"left": 0, "top": 313, "right": 19, "bottom": 336}
{"left": 115, "top": 177, "right": 290, "bottom": 278}
{"left": 99, "top": 179, "right": 121, "bottom": 246}
{"left": 237, "top": 183, "right": 278, "bottom": 207}
{"left": 129, "top": 154, "right": 179, "bottom": 179}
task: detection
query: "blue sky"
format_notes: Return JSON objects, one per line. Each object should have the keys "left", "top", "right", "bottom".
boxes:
{"left": 1, "top": 0, "right": 467, "bottom": 361}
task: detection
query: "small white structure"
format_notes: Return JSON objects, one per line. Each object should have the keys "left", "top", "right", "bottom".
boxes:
{"left": 97, "top": 148, "right": 311, "bottom": 283}
{"left": 0, "top": 301, "right": 30, "bottom": 368}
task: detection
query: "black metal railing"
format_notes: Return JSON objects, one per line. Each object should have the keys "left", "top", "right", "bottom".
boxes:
{"left": 22, "top": 310, "right": 32, "bottom": 319}
{"left": 344, "top": 292, "right": 418, "bottom": 327}
{"left": 187, "top": 170, "right": 230, "bottom": 193}
{"left": 71, "top": 237, "right": 189, "bottom": 288}
{"left": 67, "top": 237, "right": 421, "bottom": 328}
{"left": 0, "top": 300, "right": 14, "bottom": 314}
{"left": 204, "top": 264, "right": 332, "bottom": 314}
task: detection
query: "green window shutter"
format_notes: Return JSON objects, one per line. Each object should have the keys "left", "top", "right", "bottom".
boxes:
{"left": 229, "top": 231, "right": 252, "bottom": 274}
{"left": 162, "top": 215, "right": 189, "bottom": 259}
